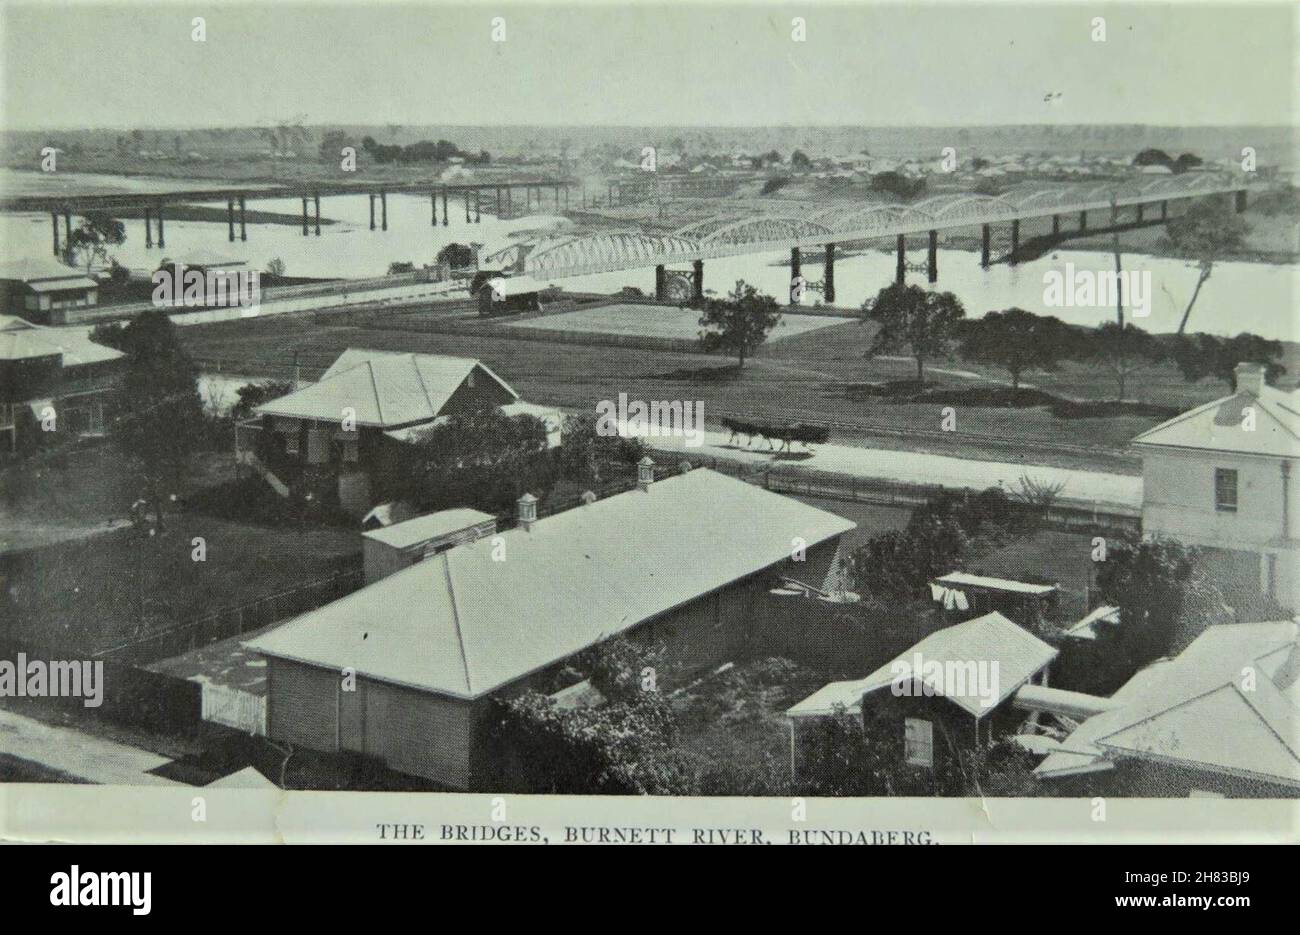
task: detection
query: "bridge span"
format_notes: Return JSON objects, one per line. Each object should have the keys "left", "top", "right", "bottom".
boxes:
{"left": 484, "top": 173, "right": 1263, "bottom": 303}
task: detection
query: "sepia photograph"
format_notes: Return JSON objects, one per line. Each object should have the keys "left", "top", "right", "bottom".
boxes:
{"left": 0, "top": 0, "right": 1296, "bottom": 858}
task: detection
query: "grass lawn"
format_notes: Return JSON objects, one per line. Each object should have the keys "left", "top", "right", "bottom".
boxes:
{"left": 1, "top": 514, "right": 359, "bottom": 655}
{"left": 176, "top": 297, "right": 1277, "bottom": 475}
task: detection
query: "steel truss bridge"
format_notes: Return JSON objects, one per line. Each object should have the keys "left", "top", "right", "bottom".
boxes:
{"left": 483, "top": 174, "right": 1262, "bottom": 292}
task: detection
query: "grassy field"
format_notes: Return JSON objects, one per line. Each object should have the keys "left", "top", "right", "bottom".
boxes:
{"left": 175, "top": 296, "right": 1283, "bottom": 474}
{"left": 1, "top": 514, "right": 359, "bottom": 655}
{"left": 510, "top": 302, "right": 848, "bottom": 342}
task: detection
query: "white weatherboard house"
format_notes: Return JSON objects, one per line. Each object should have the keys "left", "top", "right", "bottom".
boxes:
{"left": 1132, "top": 362, "right": 1300, "bottom": 609}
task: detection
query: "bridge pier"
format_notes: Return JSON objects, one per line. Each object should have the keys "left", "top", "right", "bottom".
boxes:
{"left": 895, "top": 235, "right": 905, "bottom": 284}
{"left": 608, "top": 184, "right": 613, "bottom": 208}
{"left": 64, "top": 211, "right": 72, "bottom": 246}
{"left": 239, "top": 197, "right": 247, "bottom": 241}
{"left": 431, "top": 192, "right": 438, "bottom": 226}
{"left": 51, "top": 212, "right": 60, "bottom": 256}
{"left": 226, "top": 201, "right": 234, "bottom": 243}
{"left": 1136, "top": 203, "right": 1144, "bottom": 223}
{"left": 790, "top": 247, "right": 801, "bottom": 305}
{"left": 927, "top": 230, "right": 938, "bottom": 283}
{"left": 465, "top": 192, "right": 471, "bottom": 223}
{"left": 442, "top": 189, "right": 449, "bottom": 226}
{"left": 381, "top": 190, "right": 388, "bottom": 231}
{"left": 824, "top": 243, "right": 835, "bottom": 303}
{"left": 655, "top": 264, "right": 666, "bottom": 301}
{"left": 301, "top": 197, "right": 309, "bottom": 236}
{"left": 506, "top": 187, "right": 512, "bottom": 217}
{"left": 475, "top": 190, "right": 481, "bottom": 223}
{"left": 1051, "top": 214, "right": 1060, "bottom": 236}
{"left": 979, "top": 224, "right": 990, "bottom": 268}
{"left": 1160, "top": 200, "right": 1168, "bottom": 222}
{"left": 314, "top": 194, "right": 321, "bottom": 236}
{"left": 1010, "top": 219, "right": 1020, "bottom": 265}
{"left": 692, "top": 260, "right": 704, "bottom": 303}
{"left": 156, "top": 204, "right": 165, "bottom": 248}
{"left": 1079, "top": 210, "right": 1087, "bottom": 232}
{"left": 369, "top": 193, "right": 375, "bottom": 230}
{"left": 1235, "top": 190, "right": 1248, "bottom": 213}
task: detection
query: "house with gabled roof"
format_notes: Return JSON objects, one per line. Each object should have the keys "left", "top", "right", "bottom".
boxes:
{"left": 1131, "top": 362, "right": 1300, "bottom": 611}
{"left": 787, "top": 612, "right": 1057, "bottom": 776}
{"left": 244, "top": 465, "right": 855, "bottom": 788}
{"left": 250, "top": 348, "right": 539, "bottom": 514}
{"left": 1028, "top": 620, "right": 1300, "bottom": 796}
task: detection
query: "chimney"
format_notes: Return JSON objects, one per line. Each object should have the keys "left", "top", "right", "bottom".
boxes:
{"left": 516, "top": 492, "right": 538, "bottom": 531}
{"left": 1235, "top": 362, "right": 1267, "bottom": 396}
{"left": 637, "top": 456, "right": 656, "bottom": 491}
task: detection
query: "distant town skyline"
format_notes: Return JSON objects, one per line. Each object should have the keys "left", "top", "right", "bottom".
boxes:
{"left": 1, "top": 2, "right": 1295, "bottom": 131}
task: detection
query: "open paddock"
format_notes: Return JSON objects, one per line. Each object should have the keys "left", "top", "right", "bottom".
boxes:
{"left": 502, "top": 302, "right": 853, "bottom": 344}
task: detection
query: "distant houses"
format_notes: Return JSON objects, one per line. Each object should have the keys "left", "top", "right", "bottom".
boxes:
{"left": 1132, "top": 362, "right": 1300, "bottom": 610}
{"left": 245, "top": 467, "right": 854, "bottom": 788}
{"left": 0, "top": 315, "right": 123, "bottom": 453}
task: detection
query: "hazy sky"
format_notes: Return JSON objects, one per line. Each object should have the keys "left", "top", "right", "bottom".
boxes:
{"left": 1, "top": 1, "right": 1295, "bottom": 130}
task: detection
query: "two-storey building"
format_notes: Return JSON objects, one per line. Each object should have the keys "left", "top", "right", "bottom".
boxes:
{"left": 1132, "top": 362, "right": 1300, "bottom": 611}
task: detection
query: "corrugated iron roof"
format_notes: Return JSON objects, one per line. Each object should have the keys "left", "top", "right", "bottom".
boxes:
{"left": 0, "top": 316, "right": 123, "bottom": 366}
{"left": 362, "top": 508, "right": 495, "bottom": 549}
{"left": 255, "top": 348, "right": 519, "bottom": 427}
{"left": 787, "top": 612, "right": 1058, "bottom": 719}
{"left": 1037, "top": 621, "right": 1300, "bottom": 786}
{"left": 1132, "top": 385, "right": 1300, "bottom": 459}
{"left": 246, "top": 469, "right": 854, "bottom": 698}
{"left": 934, "top": 571, "right": 1057, "bottom": 596}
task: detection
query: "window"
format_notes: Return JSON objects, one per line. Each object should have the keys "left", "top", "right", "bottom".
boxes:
{"left": 904, "top": 718, "right": 934, "bottom": 769}
{"left": 1214, "top": 468, "right": 1238, "bottom": 512}
{"left": 284, "top": 433, "right": 300, "bottom": 455}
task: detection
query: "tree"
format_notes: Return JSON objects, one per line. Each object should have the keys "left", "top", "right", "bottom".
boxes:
{"left": 487, "top": 638, "right": 694, "bottom": 794}
{"left": 956, "top": 308, "right": 1070, "bottom": 390}
{"left": 790, "top": 149, "right": 812, "bottom": 170}
{"left": 264, "top": 257, "right": 286, "bottom": 278}
{"left": 861, "top": 282, "right": 966, "bottom": 384}
{"left": 1172, "top": 332, "right": 1285, "bottom": 391}
{"left": 377, "top": 400, "right": 553, "bottom": 513}
{"left": 555, "top": 411, "right": 644, "bottom": 485}
{"left": 870, "top": 171, "right": 926, "bottom": 199}
{"left": 1078, "top": 321, "right": 1164, "bottom": 401}
{"left": 1163, "top": 197, "right": 1250, "bottom": 334}
{"left": 1094, "top": 537, "right": 1229, "bottom": 676}
{"left": 63, "top": 212, "right": 126, "bottom": 274}
{"left": 1172, "top": 152, "right": 1204, "bottom": 174}
{"left": 435, "top": 242, "right": 476, "bottom": 268}
{"left": 108, "top": 310, "right": 206, "bottom": 531}
{"left": 231, "top": 379, "right": 295, "bottom": 421}
{"left": 317, "top": 129, "right": 352, "bottom": 163}
{"left": 697, "top": 280, "right": 782, "bottom": 369}
{"left": 1133, "top": 147, "right": 1173, "bottom": 169}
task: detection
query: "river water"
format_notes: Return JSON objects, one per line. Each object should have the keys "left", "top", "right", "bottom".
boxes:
{"left": 2, "top": 171, "right": 1295, "bottom": 341}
